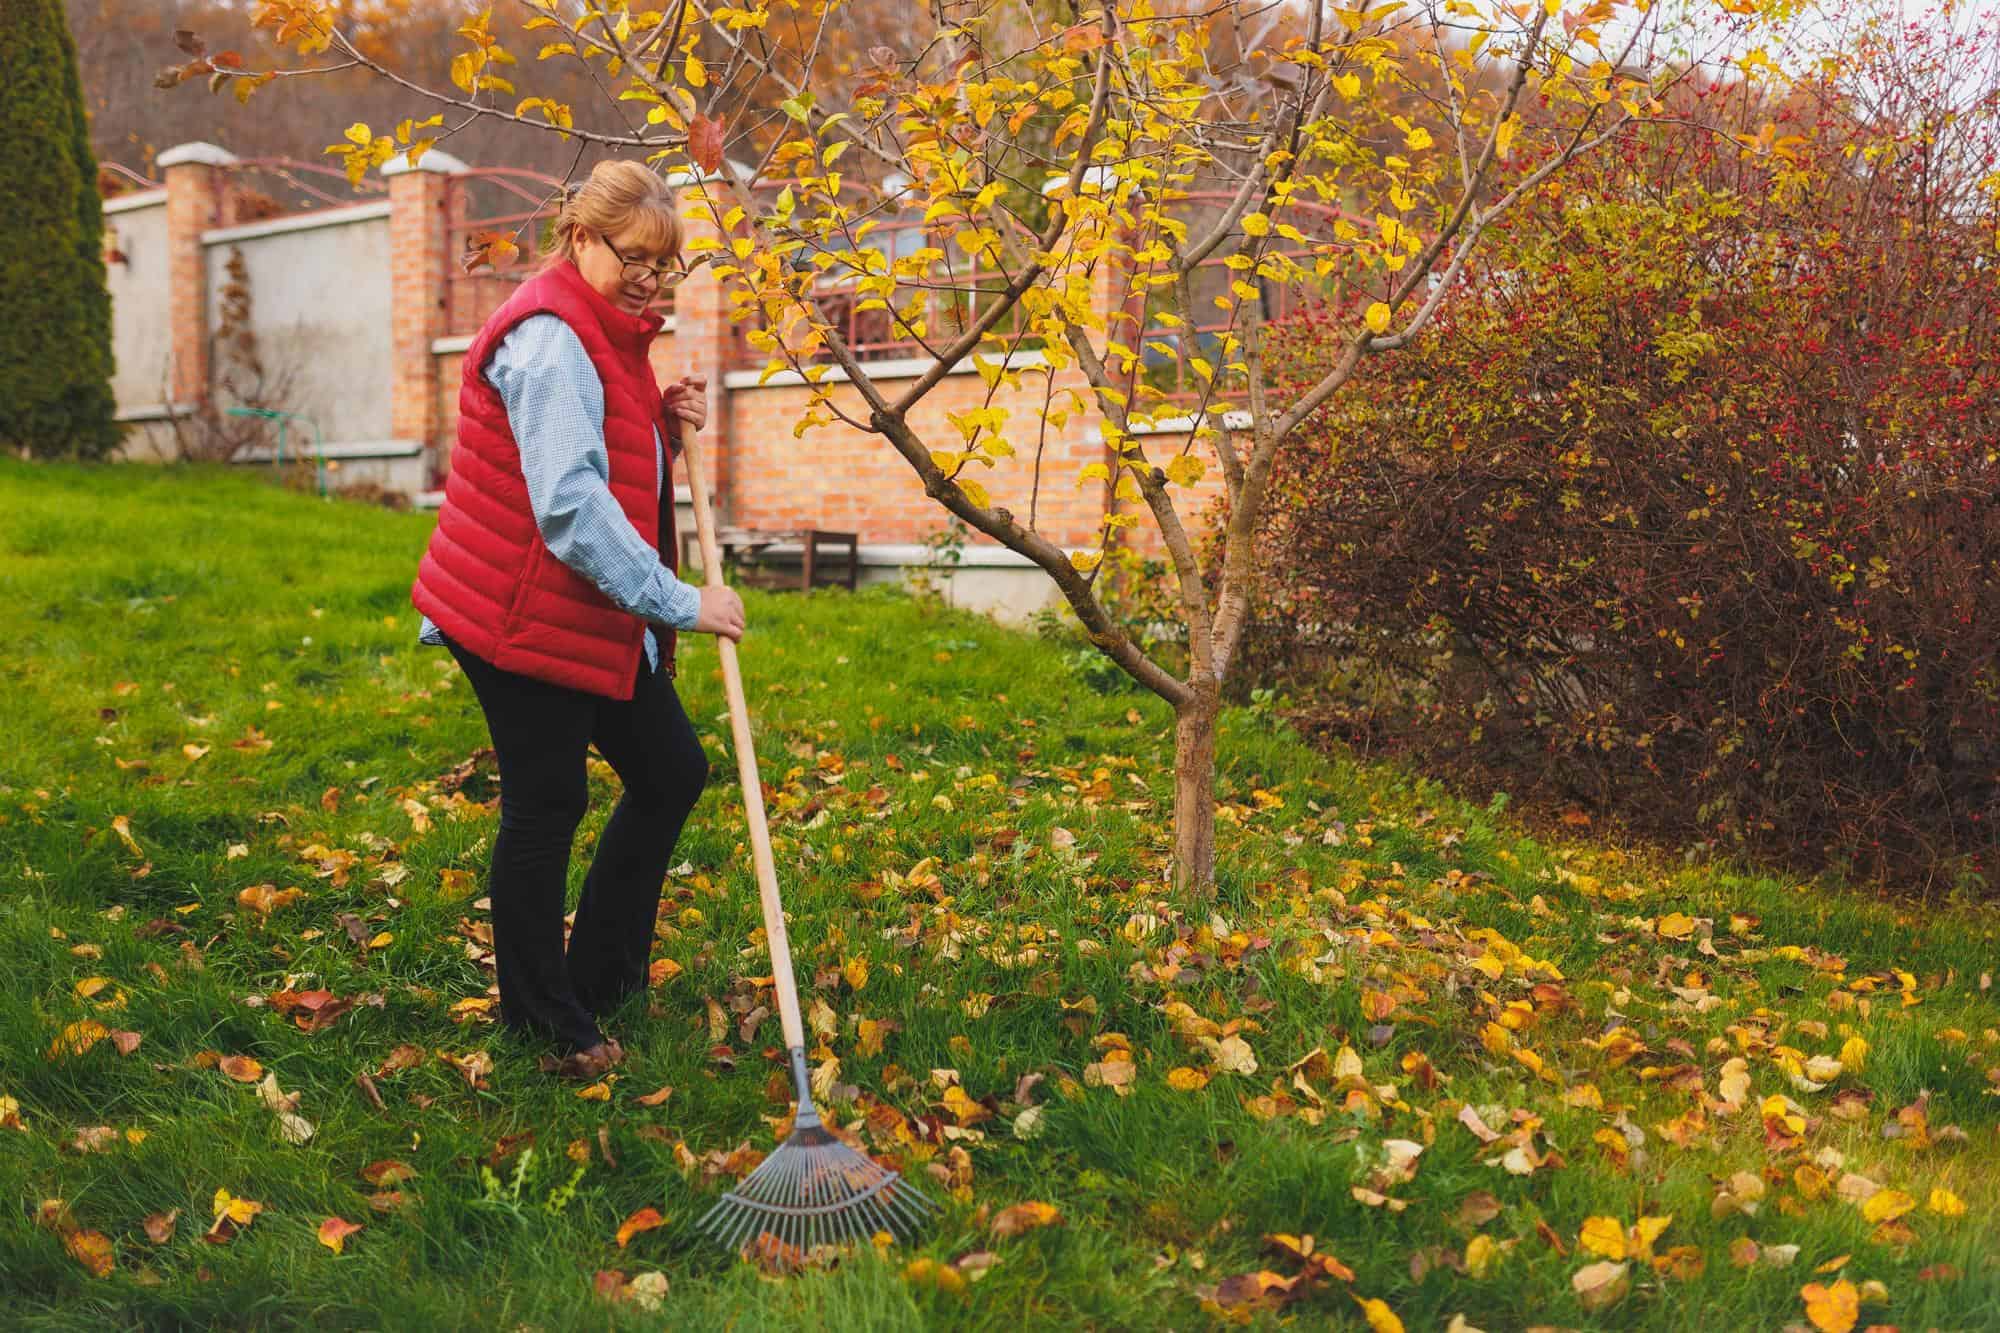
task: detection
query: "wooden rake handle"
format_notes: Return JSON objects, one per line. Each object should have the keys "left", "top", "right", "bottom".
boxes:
{"left": 677, "top": 420, "right": 807, "bottom": 1054}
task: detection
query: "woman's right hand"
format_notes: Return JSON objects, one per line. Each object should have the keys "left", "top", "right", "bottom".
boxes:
{"left": 695, "top": 585, "right": 747, "bottom": 642}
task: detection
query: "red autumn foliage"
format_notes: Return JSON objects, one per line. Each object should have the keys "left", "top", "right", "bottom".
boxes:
{"left": 1253, "top": 17, "right": 2000, "bottom": 887}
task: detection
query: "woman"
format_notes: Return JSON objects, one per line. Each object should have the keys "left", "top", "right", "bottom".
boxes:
{"left": 412, "top": 160, "right": 746, "bottom": 1079}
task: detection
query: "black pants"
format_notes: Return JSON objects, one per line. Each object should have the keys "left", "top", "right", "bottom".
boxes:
{"left": 447, "top": 639, "right": 709, "bottom": 1053}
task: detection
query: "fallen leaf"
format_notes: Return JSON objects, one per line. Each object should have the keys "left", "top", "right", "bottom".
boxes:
{"left": 204, "top": 1188, "right": 262, "bottom": 1243}
{"left": 1927, "top": 1187, "right": 1967, "bottom": 1217}
{"left": 65, "top": 1229, "right": 115, "bottom": 1278}
{"left": 360, "top": 1160, "right": 416, "bottom": 1186}
{"left": 1352, "top": 1294, "right": 1406, "bottom": 1333}
{"left": 110, "top": 815, "right": 143, "bottom": 856}
{"left": 48, "top": 1020, "right": 109, "bottom": 1058}
{"left": 317, "top": 1216, "right": 363, "bottom": 1255}
{"left": 616, "top": 1207, "right": 666, "bottom": 1248}
{"left": 626, "top": 1270, "right": 669, "bottom": 1310}
{"left": 904, "top": 1255, "right": 968, "bottom": 1294}
{"left": 1579, "top": 1216, "right": 1626, "bottom": 1261}
{"left": 635, "top": 1085, "right": 674, "bottom": 1107}
{"left": 142, "top": 1210, "right": 178, "bottom": 1244}
{"left": 219, "top": 1055, "right": 263, "bottom": 1083}
{"left": 990, "top": 1201, "right": 1060, "bottom": 1238}
{"left": 1167, "top": 1066, "right": 1210, "bottom": 1092}
{"left": 1572, "top": 1260, "right": 1630, "bottom": 1312}
{"left": 376, "top": 1045, "right": 426, "bottom": 1077}
{"left": 1801, "top": 1278, "right": 1859, "bottom": 1333}
{"left": 1860, "top": 1189, "right": 1915, "bottom": 1224}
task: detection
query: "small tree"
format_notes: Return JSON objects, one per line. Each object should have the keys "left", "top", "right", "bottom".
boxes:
{"left": 0, "top": 0, "right": 119, "bottom": 457}
{"left": 193, "top": 0, "right": 1790, "bottom": 893}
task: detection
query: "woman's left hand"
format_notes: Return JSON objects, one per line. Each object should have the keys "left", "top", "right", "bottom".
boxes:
{"left": 664, "top": 375, "right": 709, "bottom": 433}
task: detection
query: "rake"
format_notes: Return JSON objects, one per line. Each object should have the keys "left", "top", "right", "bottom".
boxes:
{"left": 676, "top": 420, "right": 938, "bottom": 1257}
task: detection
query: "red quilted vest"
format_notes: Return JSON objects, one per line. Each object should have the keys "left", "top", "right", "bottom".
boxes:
{"left": 412, "top": 260, "right": 679, "bottom": 700}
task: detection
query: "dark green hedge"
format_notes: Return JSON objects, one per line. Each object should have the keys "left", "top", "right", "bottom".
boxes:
{"left": 0, "top": 0, "right": 119, "bottom": 457}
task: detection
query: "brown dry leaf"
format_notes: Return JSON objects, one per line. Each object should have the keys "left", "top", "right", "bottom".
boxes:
{"left": 317, "top": 1216, "right": 363, "bottom": 1255}
{"left": 109, "top": 1030, "right": 143, "bottom": 1056}
{"left": 1083, "top": 1056, "right": 1136, "bottom": 1095}
{"left": 990, "top": 1201, "right": 1060, "bottom": 1238}
{"left": 616, "top": 1207, "right": 665, "bottom": 1249}
{"left": 1801, "top": 1278, "right": 1859, "bottom": 1333}
{"left": 142, "top": 1210, "right": 179, "bottom": 1245}
{"left": 236, "top": 884, "right": 304, "bottom": 916}
{"left": 1457, "top": 1105, "right": 1501, "bottom": 1144}
{"left": 1572, "top": 1260, "right": 1630, "bottom": 1312}
{"left": 69, "top": 1126, "right": 120, "bottom": 1154}
{"left": 219, "top": 1055, "right": 264, "bottom": 1083}
{"left": 635, "top": 1085, "right": 674, "bottom": 1107}
{"left": 376, "top": 1045, "right": 426, "bottom": 1077}
{"left": 1457, "top": 1191, "right": 1503, "bottom": 1226}
{"left": 360, "top": 1160, "right": 417, "bottom": 1186}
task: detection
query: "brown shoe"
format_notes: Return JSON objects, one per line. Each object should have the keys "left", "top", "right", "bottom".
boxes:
{"left": 550, "top": 1040, "right": 621, "bottom": 1081}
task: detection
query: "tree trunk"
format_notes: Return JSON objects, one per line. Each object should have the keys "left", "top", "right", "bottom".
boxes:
{"left": 1172, "top": 684, "right": 1220, "bottom": 896}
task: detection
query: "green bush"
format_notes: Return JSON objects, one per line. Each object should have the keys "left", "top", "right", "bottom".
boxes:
{"left": 0, "top": 0, "right": 119, "bottom": 458}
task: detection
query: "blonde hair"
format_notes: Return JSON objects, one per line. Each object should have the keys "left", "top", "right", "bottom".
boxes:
{"left": 544, "top": 160, "right": 681, "bottom": 266}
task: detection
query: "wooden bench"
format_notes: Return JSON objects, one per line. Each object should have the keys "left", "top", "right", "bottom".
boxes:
{"left": 713, "top": 527, "right": 860, "bottom": 592}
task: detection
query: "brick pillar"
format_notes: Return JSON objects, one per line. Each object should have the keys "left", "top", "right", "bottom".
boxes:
{"left": 384, "top": 148, "right": 466, "bottom": 484}
{"left": 156, "top": 142, "right": 238, "bottom": 409}
{"left": 669, "top": 171, "right": 735, "bottom": 518}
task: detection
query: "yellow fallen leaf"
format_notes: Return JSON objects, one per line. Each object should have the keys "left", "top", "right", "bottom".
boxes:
{"left": 1579, "top": 1215, "right": 1626, "bottom": 1260}
{"left": 1464, "top": 1233, "right": 1500, "bottom": 1278}
{"left": 1838, "top": 1036, "right": 1868, "bottom": 1072}
{"left": 844, "top": 956, "right": 869, "bottom": 991}
{"left": 49, "top": 1021, "right": 109, "bottom": 1058}
{"left": 904, "top": 1256, "right": 968, "bottom": 1294}
{"left": 576, "top": 1080, "right": 612, "bottom": 1102}
{"left": 1630, "top": 1214, "right": 1673, "bottom": 1260}
{"left": 1861, "top": 1189, "right": 1915, "bottom": 1224}
{"left": 1352, "top": 1295, "right": 1405, "bottom": 1333}
{"left": 1926, "top": 1188, "right": 1966, "bottom": 1218}
{"left": 1167, "top": 1066, "right": 1210, "bottom": 1092}
{"left": 1801, "top": 1278, "right": 1859, "bottom": 1333}
{"left": 1655, "top": 912, "right": 1696, "bottom": 940}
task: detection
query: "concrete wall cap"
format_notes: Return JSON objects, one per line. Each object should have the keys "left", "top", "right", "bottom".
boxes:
{"left": 383, "top": 148, "right": 470, "bottom": 177}
{"left": 156, "top": 142, "right": 239, "bottom": 169}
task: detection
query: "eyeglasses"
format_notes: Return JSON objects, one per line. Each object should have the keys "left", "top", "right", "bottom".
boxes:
{"left": 599, "top": 233, "right": 689, "bottom": 289}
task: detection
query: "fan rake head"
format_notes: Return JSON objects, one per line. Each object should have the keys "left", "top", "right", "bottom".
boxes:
{"left": 697, "top": 1117, "right": 937, "bottom": 1259}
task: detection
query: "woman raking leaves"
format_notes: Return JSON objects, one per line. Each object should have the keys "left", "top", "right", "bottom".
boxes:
{"left": 411, "top": 160, "right": 745, "bottom": 1079}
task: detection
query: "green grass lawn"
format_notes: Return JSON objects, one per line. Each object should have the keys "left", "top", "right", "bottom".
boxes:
{"left": 4, "top": 458, "right": 1998, "bottom": 1332}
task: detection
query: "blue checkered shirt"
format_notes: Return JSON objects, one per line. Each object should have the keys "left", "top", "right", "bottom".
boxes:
{"left": 419, "top": 314, "right": 701, "bottom": 670}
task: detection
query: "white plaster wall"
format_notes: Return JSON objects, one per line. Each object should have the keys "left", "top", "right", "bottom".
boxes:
{"left": 104, "top": 194, "right": 171, "bottom": 409}
{"left": 204, "top": 206, "right": 393, "bottom": 444}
